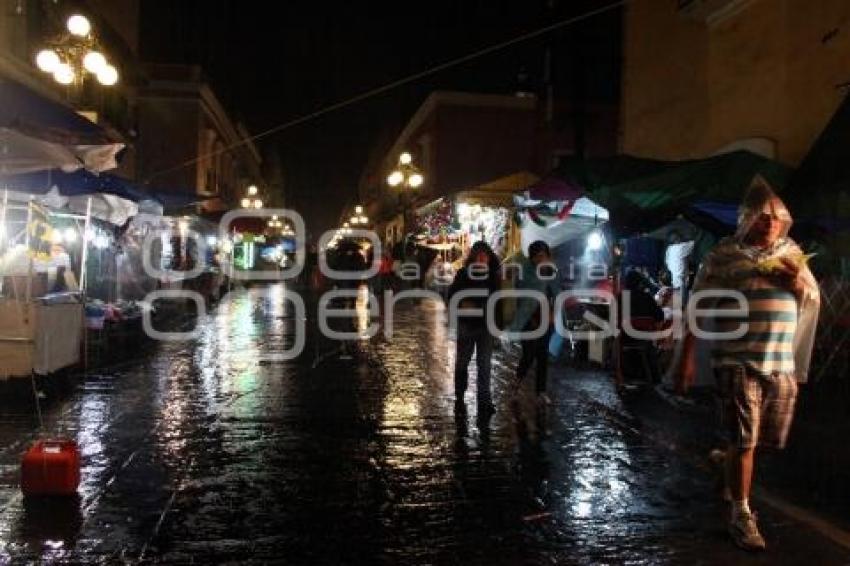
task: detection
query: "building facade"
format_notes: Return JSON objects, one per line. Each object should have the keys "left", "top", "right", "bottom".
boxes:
{"left": 358, "top": 90, "right": 617, "bottom": 243}
{"left": 0, "top": 0, "right": 140, "bottom": 176}
{"left": 622, "top": 0, "right": 850, "bottom": 165}
{"left": 135, "top": 64, "right": 264, "bottom": 212}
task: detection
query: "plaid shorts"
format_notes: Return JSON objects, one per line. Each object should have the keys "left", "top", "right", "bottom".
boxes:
{"left": 715, "top": 365, "right": 798, "bottom": 450}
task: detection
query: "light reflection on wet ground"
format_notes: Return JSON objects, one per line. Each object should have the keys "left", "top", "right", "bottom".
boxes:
{"left": 0, "top": 283, "right": 845, "bottom": 563}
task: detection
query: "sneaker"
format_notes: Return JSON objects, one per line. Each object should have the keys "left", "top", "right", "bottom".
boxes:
{"left": 729, "top": 511, "right": 766, "bottom": 551}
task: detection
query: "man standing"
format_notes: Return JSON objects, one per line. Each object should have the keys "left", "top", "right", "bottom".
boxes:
{"left": 507, "top": 240, "right": 560, "bottom": 405}
{"left": 683, "top": 177, "right": 820, "bottom": 551}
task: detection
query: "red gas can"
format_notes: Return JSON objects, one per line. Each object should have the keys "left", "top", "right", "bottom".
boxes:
{"left": 20, "top": 439, "right": 81, "bottom": 497}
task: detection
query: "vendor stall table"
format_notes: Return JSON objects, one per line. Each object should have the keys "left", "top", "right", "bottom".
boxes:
{"left": 0, "top": 295, "right": 82, "bottom": 379}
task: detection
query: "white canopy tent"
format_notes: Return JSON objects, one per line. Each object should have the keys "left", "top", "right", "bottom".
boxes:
{"left": 518, "top": 196, "right": 610, "bottom": 253}
{"left": 0, "top": 127, "right": 124, "bottom": 175}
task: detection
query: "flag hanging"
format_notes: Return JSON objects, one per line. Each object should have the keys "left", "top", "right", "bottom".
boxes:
{"left": 27, "top": 202, "right": 53, "bottom": 261}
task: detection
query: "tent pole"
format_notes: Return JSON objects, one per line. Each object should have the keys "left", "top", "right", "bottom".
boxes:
{"left": 1, "top": 189, "right": 7, "bottom": 251}
{"left": 80, "top": 197, "right": 92, "bottom": 293}
{"left": 0, "top": 189, "right": 6, "bottom": 296}
{"left": 80, "top": 197, "right": 92, "bottom": 371}
{"left": 25, "top": 202, "right": 32, "bottom": 303}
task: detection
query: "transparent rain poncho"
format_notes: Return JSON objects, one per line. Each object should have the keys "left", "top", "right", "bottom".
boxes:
{"left": 692, "top": 176, "right": 821, "bottom": 382}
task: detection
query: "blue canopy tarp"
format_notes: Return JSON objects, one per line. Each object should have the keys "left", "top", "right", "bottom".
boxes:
{"left": 1, "top": 169, "right": 153, "bottom": 203}
{"left": 0, "top": 78, "right": 115, "bottom": 145}
{"left": 1, "top": 169, "right": 210, "bottom": 209}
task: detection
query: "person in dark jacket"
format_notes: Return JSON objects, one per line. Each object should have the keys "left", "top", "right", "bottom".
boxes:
{"left": 449, "top": 241, "right": 501, "bottom": 415}
{"left": 506, "top": 240, "right": 561, "bottom": 404}
{"left": 619, "top": 268, "right": 665, "bottom": 383}
{"left": 622, "top": 269, "right": 664, "bottom": 322}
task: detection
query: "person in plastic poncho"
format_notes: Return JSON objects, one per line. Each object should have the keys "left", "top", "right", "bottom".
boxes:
{"left": 680, "top": 176, "right": 820, "bottom": 552}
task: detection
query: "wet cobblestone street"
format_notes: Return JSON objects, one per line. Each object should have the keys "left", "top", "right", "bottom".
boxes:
{"left": 0, "top": 284, "right": 847, "bottom": 564}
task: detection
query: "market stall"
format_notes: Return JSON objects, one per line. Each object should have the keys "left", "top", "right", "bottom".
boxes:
{"left": 512, "top": 177, "right": 615, "bottom": 367}
{"left": 0, "top": 199, "right": 86, "bottom": 379}
{"left": 514, "top": 177, "right": 612, "bottom": 287}
{"left": 0, "top": 176, "right": 169, "bottom": 374}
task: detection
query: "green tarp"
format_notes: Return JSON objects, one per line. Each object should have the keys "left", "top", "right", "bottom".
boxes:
{"left": 788, "top": 93, "right": 850, "bottom": 258}
{"left": 552, "top": 150, "right": 791, "bottom": 233}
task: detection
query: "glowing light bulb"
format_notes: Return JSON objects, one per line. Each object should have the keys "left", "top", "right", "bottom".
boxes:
{"left": 67, "top": 14, "right": 91, "bottom": 37}
{"left": 408, "top": 173, "right": 423, "bottom": 188}
{"left": 587, "top": 231, "right": 604, "bottom": 251}
{"left": 36, "top": 49, "right": 60, "bottom": 73}
{"left": 83, "top": 51, "right": 106, "bottom": 74}
{"left": 96, "top": 64, "right": 118, "bottom": 86}
{"left": 53, "top": 63, "right": 75, "bottom": 85}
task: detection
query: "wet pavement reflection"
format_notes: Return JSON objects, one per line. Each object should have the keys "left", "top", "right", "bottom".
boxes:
{"left": 0, "top": 283, "right": 846, "bottom": 563}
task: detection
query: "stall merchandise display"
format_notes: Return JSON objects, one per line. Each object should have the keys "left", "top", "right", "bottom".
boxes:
{"left": 85, "top": 299, "right": 148, "bottom": 329}
{"left": 456, "top": 204, "right": 510, "bottom": 257}
{"left": 413, "top": 199, "right": 456, "bottom": 238}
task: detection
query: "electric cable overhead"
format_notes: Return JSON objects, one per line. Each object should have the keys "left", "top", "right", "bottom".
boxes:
{"left": 144, "top": 0, "right": 625, "bottom": 183}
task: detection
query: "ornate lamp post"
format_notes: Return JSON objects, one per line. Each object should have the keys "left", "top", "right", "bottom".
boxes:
{"left": 386, "top": 152, "right": 424, "bottom": 189}
{"left": 34, "top": 13, "right": 119, "bottom": 87}
{"left": 349, "top": 204, "right": 369, "bottom": 227}
{"left": 386, "top": 152, "right": 424, "bottom": 242}
{"left": 240, "top": 184, "right": 263, "bottom": 209}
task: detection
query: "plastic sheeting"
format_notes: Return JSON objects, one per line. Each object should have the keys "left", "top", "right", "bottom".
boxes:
{"left": 0, "top": 127, "right": 84, "bottom": 174}
{"left": 0, "top": 128, "right": 123, "bottom": 175}
{"left": 691, "top": 180, "right": 820, "bottom": 382}
{"left": 2, "top": 188, "right": 140, "bottom": 226}
{"left": 665, "top": 241, "right": 695, "bottom": 289}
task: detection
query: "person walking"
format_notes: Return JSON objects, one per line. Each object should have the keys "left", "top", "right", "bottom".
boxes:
{"left": 506, "top": 240, "right": 560, "bottom": 405}
{"left": 449, "top": 241, "right": 501, "bottom": 415}
{"left": 680, "top": 177, "right": 820, "bottom": 551}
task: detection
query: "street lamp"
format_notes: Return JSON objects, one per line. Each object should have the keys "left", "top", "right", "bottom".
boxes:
{"left": 240, "top": 184, "right": 263, "bottom": 209}
{"left": 386, "top": 152, "right": 425, "bottom": 240}
{"left": 387, "top": 152, "right": 424, "bottom": 189}
{"left": 35, "top": 13, "right": 120, "bottom": 87}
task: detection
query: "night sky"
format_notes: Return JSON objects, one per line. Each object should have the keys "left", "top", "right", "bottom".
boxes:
{"left": 139, "top": 0, "right": 621, "bottom": 234}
